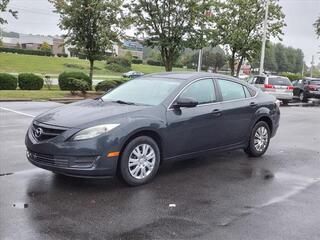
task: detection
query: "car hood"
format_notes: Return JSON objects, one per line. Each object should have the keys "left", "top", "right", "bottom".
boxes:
{"left": 35, "top": 99, "right": 149, "bottom": 128}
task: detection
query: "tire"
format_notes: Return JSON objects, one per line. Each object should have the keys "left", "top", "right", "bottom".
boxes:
{"left": 282, "top": 100, "right": 289, "bottom": 105}
{"left": 244, "top": 121, "right": 270, "bottom": 157}
{"left": 119, "top": 136, "right": 160, "bottom": 186}
{"left": 299, "top": 91, "right": 308, "bottom": 102}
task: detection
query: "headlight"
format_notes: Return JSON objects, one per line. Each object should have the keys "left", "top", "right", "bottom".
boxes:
{"left": 71, "top": 124, "right": 120, "bottom": 141}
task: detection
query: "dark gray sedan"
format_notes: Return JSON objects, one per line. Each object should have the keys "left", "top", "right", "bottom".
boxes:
{"left": 26, "top": 72, "right": 280, "bottom": 186}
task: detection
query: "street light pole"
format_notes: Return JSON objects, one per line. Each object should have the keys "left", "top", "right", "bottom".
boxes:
{"left": 259, "top": 0, "right": 270, "bottom": 75}
{"left": 197, "top": 48, "right": 202, "bottom": 72}
{"left": 311, "top": 55, "right": 314, "bottom": 78}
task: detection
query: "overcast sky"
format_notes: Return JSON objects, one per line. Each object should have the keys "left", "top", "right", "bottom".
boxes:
{"left": 2, "top": 0, "right": 320, "bottom": 65}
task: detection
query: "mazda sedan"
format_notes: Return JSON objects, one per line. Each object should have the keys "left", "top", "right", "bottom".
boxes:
{"left": 26, "top": 72, "right": 280, "bottom": 186}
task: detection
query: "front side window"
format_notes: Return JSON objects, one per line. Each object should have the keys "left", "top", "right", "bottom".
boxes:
{"left": 180, "top": 79, "right": 216, "bottom": 104}
{"left": 218, "top": 79, "right": 246, "bottom": 101}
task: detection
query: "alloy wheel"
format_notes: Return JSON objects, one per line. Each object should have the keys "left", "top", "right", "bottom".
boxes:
{"left": 299, "top": 92, "right": 304, "bottom": 101}
{"left": 254, "top": 126, "right": 269, "bottom": 152}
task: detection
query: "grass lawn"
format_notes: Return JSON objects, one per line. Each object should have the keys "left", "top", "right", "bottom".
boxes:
{"left": 0, "top": 90, "right": 70, "bottom": 100}
{"left": 0, "top": 53, "right": 190, "bottom": 77}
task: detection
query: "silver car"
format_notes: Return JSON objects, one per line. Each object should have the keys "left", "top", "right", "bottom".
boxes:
{"left": 248, "top": 75, "right": 293, "bottom": 104}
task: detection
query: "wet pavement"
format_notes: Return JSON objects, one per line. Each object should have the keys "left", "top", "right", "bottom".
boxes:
{"left": 1, "top": 101, "right": 320, "bottom": 240}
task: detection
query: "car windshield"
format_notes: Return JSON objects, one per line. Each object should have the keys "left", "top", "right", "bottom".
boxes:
{"left": 268, "top": 77, "right": 291, "bottom": 86}
{"left": 101, "top": 78, "right": 181, "bottom": 105}
{"left": 310, "top": 80, "right": 320, "bottom": 85}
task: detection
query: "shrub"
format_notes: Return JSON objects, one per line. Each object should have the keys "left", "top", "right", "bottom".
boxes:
{"left": 58, "top": 72, "right": 91, "bottom": 90}
{"left": 0, "top": 73, "right": 17, "bottom": 90}
{"left": 18, "top": 73, "right": 43, "bottom": 90}
{"left": 95, "top": 80, "right": 118, "bottom": 92}
{"left": 95, "top": 78, "right": 127, "bottom": 92}
{"left": 280, "top": 72, "right": 303, "bottom": 81}
{"left": 57, "top": 53, "right": 68, "bottom": 58}
{"left": 146, "top": 59, "right": 162, "bottom": 66}
{"left": 106, "top": 57, "right": 131, "bottom": 72}
{"left": 132, "top": 59, "right": 143, "bottom": 64}
{"left": 0, "top": 47, "right": 54, "bottom": 56}
{"left": 68, "top": 78, "right": 89, "bottom": 94}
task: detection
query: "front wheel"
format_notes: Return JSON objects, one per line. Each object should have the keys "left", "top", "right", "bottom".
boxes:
{"left": 244, "top": 121, "right": 270, "bottom": 157}
{"left": 299, "top": 91, "right": 308, "bottom": 102}
{"left": 119, "top": 136, "right": 160, "bottom": 186}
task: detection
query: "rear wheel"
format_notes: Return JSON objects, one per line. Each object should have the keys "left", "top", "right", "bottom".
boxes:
{"left": 244, "top": 121, "right": 270, "bottom": 157}
{"left": 299, "top": 91, "right": 308, "bottom": 102}
{"left": 282, "top": 100, "right": 289, "bottom": 105}
{"left": 119, "top": 136, "right": 160, "bottom": 186}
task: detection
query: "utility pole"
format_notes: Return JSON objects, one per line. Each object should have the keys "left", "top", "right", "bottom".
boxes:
{"left": 197, "top": 48, "right": 202, "bottom": 72}
{"left": 259, "top": 0, "right": 270, "bottom": 75}
{"left": 310, "top": 55, "right": 314, "bottom": 78}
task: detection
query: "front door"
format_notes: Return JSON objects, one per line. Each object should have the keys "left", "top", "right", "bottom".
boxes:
{"left": 165, "top": 78, "right": 224, "bottom": 158}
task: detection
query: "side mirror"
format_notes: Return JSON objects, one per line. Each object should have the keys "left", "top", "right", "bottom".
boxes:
{"left": 173, "top": 97, "right": 198, "bottom": 108}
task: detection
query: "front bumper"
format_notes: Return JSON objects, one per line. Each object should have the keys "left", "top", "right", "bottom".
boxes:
{"left": 25, "top": 124, "right": 120, "bottom": 178}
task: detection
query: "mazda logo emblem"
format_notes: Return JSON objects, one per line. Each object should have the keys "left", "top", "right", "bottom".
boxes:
{"left": 34, "top": 128, "right": 43, "bottom": 138}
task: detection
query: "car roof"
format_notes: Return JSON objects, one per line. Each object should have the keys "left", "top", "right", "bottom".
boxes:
{"left": 140, "top": 71, "right": 236, "bottom": 81}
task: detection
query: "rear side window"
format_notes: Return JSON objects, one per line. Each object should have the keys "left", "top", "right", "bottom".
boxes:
{"left": 218, "top": 79, "right": 246, "bottom": 101}
{"left": 268, "top": 77, "right": 291, "bottom": 86}
{"left": 255, "top": 77, "right": 265, "bottom": 84}
{"left": 180, "top": 79, "right": 216, "bottom": 104}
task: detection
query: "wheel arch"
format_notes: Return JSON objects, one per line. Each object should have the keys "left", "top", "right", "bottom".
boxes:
{"left": 254, "top": 115, "right": 273, "bottom": 135}
{"left": 116, "top": 129, "right": 164, "bottom": 173}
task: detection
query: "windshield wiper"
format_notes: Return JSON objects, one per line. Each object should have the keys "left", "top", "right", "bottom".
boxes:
{"left": 114, "top": 100, "right": 136, "bottom": 105}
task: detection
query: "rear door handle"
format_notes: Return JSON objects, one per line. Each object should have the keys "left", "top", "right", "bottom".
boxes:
{"left": 250, "top": 102, "right": 258, "bottom": 107}
{"left": 212, "top": 109, "right": 222, "bottom": 116}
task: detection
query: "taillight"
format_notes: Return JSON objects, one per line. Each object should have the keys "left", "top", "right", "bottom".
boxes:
{"left": 264, "top": 84, "right": 274, "bottom": 89}
{"left": 287, "top": 86, "right": 294, "bottom": 90}
{"left": 308, "top": 85, "right": 318, "bottom": 91}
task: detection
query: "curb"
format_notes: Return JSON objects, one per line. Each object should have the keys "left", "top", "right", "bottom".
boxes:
{"left": 0, "top": 99, "right": 33, "bottom": 102}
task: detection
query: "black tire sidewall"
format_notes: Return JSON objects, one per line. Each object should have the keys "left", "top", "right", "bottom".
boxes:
{"left": 247, "top": 121, "right": 270, "bottom": 157}
{"left": 120, "top": 136, "right": 160, "bottom": 186}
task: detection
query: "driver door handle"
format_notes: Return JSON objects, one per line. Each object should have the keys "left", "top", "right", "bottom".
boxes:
{"left": 212, "top": 109, "right": 222, "bottom": 116}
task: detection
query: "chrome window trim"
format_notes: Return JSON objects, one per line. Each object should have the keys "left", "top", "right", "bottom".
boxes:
{"left": 167, "top": 77, "right": 258, "bottom": 111}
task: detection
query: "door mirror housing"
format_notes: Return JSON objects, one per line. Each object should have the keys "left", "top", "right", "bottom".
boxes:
{"left": 173, "top": 97, "right": 198, "bottom": 108}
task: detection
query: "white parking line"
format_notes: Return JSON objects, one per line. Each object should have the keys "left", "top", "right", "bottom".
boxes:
{"left": 0, "top": 107, "right": 35, "bottom": 118}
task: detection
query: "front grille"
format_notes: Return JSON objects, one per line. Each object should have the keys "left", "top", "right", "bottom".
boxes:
{"left": 27, "top": 150, "right": 97, "bottom": 168}
{"left": 27, "top": 151, "right": 69, "bottom": 167}
{"left": 32, "top": 121, "right": 67, "bottom": 141}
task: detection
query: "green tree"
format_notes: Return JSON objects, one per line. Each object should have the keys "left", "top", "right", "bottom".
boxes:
{"left": 40, "top": 42, "right": 52, "bottom": 52}
{"left": 186, "top": 46, "right": 226, "bottom": 71}
{"left": 314, "top": 16, "right": 320, "bottom": 38}
{"left": 251, "top": 42, "right": 304, "bottom": 74}
{"left": 50, "top": 0, "right": 126, "bottom": 81}
{"left": 212, "top": 0, "right": 285, "bottom": 76}
{"left": 0, "top": 0, "right": 17, "bottom": 25}
{"left": 128, "top": 0, "right": 214, "bottom": 71}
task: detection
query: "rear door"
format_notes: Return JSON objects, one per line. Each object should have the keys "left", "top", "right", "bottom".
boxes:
{"left": 215, "top": 78, "right": 257, "bottom": 145}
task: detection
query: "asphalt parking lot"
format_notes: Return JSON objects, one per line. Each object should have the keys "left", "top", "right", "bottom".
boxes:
{"left": 1, "top": 100, "right": 320, "bottom": 240}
